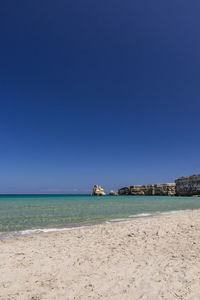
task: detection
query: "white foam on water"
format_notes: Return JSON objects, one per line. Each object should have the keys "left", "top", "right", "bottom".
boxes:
{"left": 159, "top": 209, "right": 191, "bottom": 215}
{"left": 0, "top": 225, "right": 93, "bottom": 240}
{"left": 128, "top": 213, "right": 153, "bottom": 218}
{"left": 0, "top": 209, "right": 192, "bottom": 240}
{"left": 108, "top": 218, "right": 129, "bottom": 222}
{"left": 128, "top": 209, "right": 191, "bottom": 219}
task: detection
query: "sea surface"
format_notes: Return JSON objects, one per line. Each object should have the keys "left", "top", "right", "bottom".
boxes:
{"left": 0, "top": 194, "right": 200, "bottom": 238}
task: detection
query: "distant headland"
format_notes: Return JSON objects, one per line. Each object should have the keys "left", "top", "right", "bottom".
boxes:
{"left": 119, "top": 174, "right": 200, "bottom": 196}
{"left": 93, "top": 174, "right": 200, "bottom": 197}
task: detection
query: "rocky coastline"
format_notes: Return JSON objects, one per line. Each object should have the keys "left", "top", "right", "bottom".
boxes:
{"left": 118, "top": 183, "right": 175, "bottom": 196}
{"left": 175, "top": 175, "right": 200, "bottom": 196}
{"left": 118, "top": 174, "right": 200, "bottom": 196}
{"left": 92, "top": 174, "right": 200, "bottom": 197}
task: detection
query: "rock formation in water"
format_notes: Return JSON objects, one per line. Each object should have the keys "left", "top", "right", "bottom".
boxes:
{"left": 175, "top": 175, "right": 200, "bottom": 196}
{"left": 109, "top": 190, "right": 117, "bottom": 196}
{"left": 118, "top": 183, "right": 176, "bottom": 196}
{"left": 92, "top": 185, "right": 106, "bottom": 196}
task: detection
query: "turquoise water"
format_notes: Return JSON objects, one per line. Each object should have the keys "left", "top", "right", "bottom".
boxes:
{"left": 0, "top": 194, "right": 200, "bottom": 234}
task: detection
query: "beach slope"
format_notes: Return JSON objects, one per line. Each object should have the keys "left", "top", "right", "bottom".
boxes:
{"left": 1, "top": 210, "right": 200, "bottom": 299}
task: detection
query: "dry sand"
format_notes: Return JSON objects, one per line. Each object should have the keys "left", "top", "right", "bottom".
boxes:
{"left": 0, "top": 210, "right": 200, "bottom": 300}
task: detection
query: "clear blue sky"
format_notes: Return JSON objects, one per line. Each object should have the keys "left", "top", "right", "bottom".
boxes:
{"left": 0, "top": 0, "right": 199, "bottom": 194}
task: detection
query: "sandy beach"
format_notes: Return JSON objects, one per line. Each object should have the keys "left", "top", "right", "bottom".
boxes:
{"left": 0, "top": 210, "right": 200, "bottom": 300}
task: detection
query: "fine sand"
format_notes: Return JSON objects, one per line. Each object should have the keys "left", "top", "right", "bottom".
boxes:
{"left": 1, "top": 210, "right": 200, "bottom": 300}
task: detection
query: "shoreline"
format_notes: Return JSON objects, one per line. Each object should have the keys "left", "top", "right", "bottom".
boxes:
{"left": 1, "top": 209, "right": 200, "bottom": 299}
{"left": 0, "top": 208, "right": 192, "bottom": 240}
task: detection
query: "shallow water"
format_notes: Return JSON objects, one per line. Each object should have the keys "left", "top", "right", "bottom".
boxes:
{"left": 0, "top": 194, "right": 200, "bottom": 235}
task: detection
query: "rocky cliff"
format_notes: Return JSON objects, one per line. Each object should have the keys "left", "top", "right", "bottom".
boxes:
{"left": 175, "top": 175, "right": 200, "bottom": 196}
{"left": 118, "top": 183, "right": 176, "bottom": 196}
{"left": 118, "top": 174, "right": 200, "bottom": 196}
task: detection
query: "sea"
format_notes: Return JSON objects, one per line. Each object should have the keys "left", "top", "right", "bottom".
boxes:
{"left": 0, "top": 194, "right": 200, "bottom": 239}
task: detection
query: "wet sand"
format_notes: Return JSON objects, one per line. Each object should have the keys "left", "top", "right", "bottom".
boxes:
{"left": 1, "top": 209, "right": 200, "bottom": 299}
